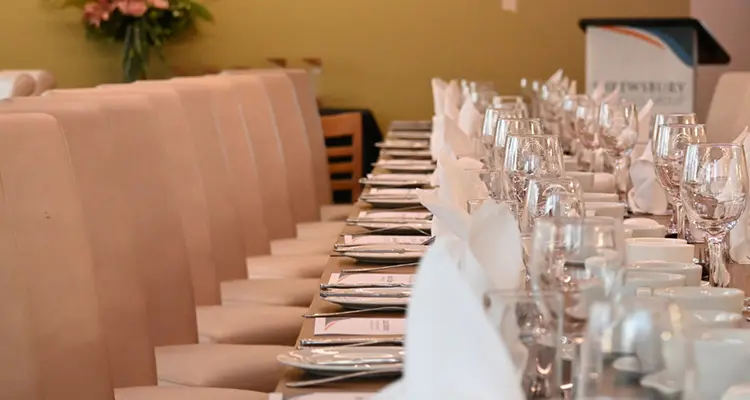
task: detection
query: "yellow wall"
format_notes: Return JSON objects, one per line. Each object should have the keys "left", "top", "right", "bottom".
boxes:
{"left": 1, "top": 0, "right": 688, "bottom": 125}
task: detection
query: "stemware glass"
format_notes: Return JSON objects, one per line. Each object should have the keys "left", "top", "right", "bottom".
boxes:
{"left": 520, "top": 177, "right": 585, "bottom": 236}
{"left": 484, "top": 289, "right": 564, "bottom": 399}
{"left": 650, "top": 113, "right": 697, "bottom": 235}
{"left": 561, "top": 94, "right": 589, "bottom": 154}
{"left": 681, "top": 143, "right": 749, "bottom": 287}
{"left": 574, "top": 100, "right": 601, "bottom": 172}
{"left": 464, "top": 168, "right": 507, "bottom": 200}
{"left": 652, "top": 124, "right": 708, "bottom": 240}
{"left": 503, "top": 134, "right": 564, "bottom": 207}
{"left": 481, "top": 106, "right": 529, "bottom": 166}
{"left": 597, "top": 99, "right": 638, "bottom": 203}
{"left": 492, "top": 118, "right": 545, "bottom": 170}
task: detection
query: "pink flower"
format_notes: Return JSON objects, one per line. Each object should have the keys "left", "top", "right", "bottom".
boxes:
{"left": 113, "top": 0, "right": 148, "bottom": 17}
{"left": 147, "top": 0, "right": 170, "bottom": 9}
{"left": 83, "top": 0, "right": 111, "bottom": 27}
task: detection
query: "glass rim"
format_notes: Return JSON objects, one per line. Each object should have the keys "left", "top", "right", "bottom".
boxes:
{"left": 506, "top": 132, "right": 556, "bottom": 139}
{"left": 658, "top": 123, "right": 705, "bottom": 129}
{"left": 463, "top": 168, "right": 504, "bottom": 173}
{"left": 655, "top": 112, "right": 696, "bottom": 118}
{"left": 685, "top": 142, "right": 742, "bottom": 149}
{"left": 533, "top": 215, "right": 621, "bottom": 226}
{"left": 483, "top": 288, "right": 562, "bottom": 299}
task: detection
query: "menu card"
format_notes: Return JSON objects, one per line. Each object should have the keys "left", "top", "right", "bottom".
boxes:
{"left": 358, "top": 211, "right": 432, "bottom": 220}
{"left": 328, "top": 273, "right": 414, "bottom": 285}
{"left": 342, "top": 235, "right": 426, "bottom": 246}
{"left": 314, "top": 317, "right": 406, "bottom": 336}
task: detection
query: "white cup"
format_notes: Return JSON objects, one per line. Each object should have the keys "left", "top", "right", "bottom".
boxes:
{"left": 585, "top": 202, "right": 625, "bottom": 219}
{"left": 628, "top": 261, "right": 703, "bottom": 286}
{"left": 592, "top": 173, "right": 615, "bottom": 193}
{"left": 582, "top": 192, "right": 618, "bottom": 202}
{"left": 625, "top": 242, "right": 695, "bottom": 264}
{"left": 695, "top": 329, "right": 750, "bottom": 399}
{"left": 623, "top": 271, "right": 685, "bottom": 296}
{"left": 653, "top": 287, "right": 746, "bottom": 313}
{"left": 623, "top": 218, "right": 667, "bottom": 238}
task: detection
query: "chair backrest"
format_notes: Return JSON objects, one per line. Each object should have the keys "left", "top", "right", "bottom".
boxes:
{"left": 284, "top": 69, "right": 333, "bottom": 206}
{"left": 705, "top": 71, "right": 750, "bottom": 143}
{"left": 135, "top": 80, "right": 248, "bottom": 282}
{"left": 43, "top": 90, "right": 199, "bottom": 347}
{"left": 0, "top": 113, "right": 113, "bottom": 400}
{"left": 1, "top": 70, "right": 56, "bottom": 95}
{"left": 0, "top": 99, "right": 158, "bottom": 388}
{"left": 170, "top": 77, "right": 271, "bottom": 259}
{"left": 95, "top": 84, "right": 220, "bottom": 307}
{"left": 0, "top": 72, "right": 35, "bottom": 98}
{"left": 219, "top": 74, "right": 297, "bottom": 240}
{"left": 248, "top": 71, "right": 321, "bottom": 222}
{"left": 322, "top": 112, "right": 364, "bottom": 199}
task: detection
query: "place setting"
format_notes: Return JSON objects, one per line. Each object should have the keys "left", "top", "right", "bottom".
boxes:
{"left": 375, "top": 139, "right": 430, "bottom": 150}
{"left": 359, "top": 188, "right": 424, "bottom": 209}
{"left": 359, "top": 173, "right": 432, "bottom": 188}
{"left": 386, "top": 130, "right": 433, "bottom": 141}
{"left": 371, "top": 159, "right": 436, "bottom": 173}
{"left": 378, "top": 148, "right": 433, "bottom": 160}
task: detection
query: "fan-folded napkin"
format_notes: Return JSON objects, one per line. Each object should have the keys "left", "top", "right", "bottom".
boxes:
{"left": 458, "top": 97, "right": 483, "bottom": 138}
{"left": 627, "top": 99, "right": 667, "bottom": 214}
{"left": 371, "top": 204, "right": 525, "bottom": 400}
{"left": 431, "top": 78, "right": 447, "bottom": 117}
{"left": 444, "top": 80, "right": 461, "bottom": 121}
{"left": 729, "top": 127, "right": 750, "bottom": 263}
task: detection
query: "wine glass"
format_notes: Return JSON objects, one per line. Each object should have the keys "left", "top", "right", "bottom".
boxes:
{"left": 652, "top": 124, "right": 708, "bottom": 240}
{"left": 463, "top": 168, "right": 507, "bottom": 200}
{"left": 561, "top": 94, "right": 589, "bottom": 155}
{"left": 520, "top": 176, "right": 585, "bottom": 236}
{"left": 598, "top": 99, "right": 637, "bottom": 203}
{"left": 503, "top": 134, "right": 564, "bottom": 206}
{"left": 481, "top": 106, "right": 529, "bottom": 166}
{"left": 493, "top": 118, "right": 545, "bottom": 170}
{"left": 681, "top": 143, "right": 749, "bottom": 287}
{"left": 650, "top": 113, "right": 697, "bottom": 235}
{"left": 574, "top": 99, "right": 600, "bottom": 172}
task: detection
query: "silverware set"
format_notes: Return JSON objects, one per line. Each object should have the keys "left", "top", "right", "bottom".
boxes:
{"left": 285, "top": 368, "right": 402, "bottom": 388}
{"left": 303, "top": 306, "right": 407, "bottom": 318}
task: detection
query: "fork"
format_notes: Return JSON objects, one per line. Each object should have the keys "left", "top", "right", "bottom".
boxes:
{"left": 345, "top": 225, "right": 430, "bottom": 236}
{"left": 303, "top": 306, "right": 407, "bottom": 318}
{"left": 341, "top": 262, "right": 419, "bottom": 273}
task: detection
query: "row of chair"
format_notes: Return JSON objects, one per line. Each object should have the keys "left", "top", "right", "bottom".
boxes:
{"left": 0, "top": 70, "right": 353, "bottom": 399}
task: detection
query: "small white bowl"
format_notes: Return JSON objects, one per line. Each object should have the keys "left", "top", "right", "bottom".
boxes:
{"left": 628, "top": 261, "right": 703, "bottom": 286}
{"left": 592, "top": 173, "right": 615, "bottom": 193}
{"left": 585, "top": 202, "right": 626, "bottom": 219}
{"left": 625, "top": 242, "right": 695, "bottom": 264}
{"left": 653, "top": 287, "right": 746, "bottom": 313}
{"left": 684, "top": 310, "right": 743, "bottom": 332}
{"left": 623, "top": 218, "right": 667, "bottom": 238}
{"left": 583, "top": 192, "right": 618, "bottom": 202}
{"left": 623, "top": 271, "right": 685, "bottom": 295}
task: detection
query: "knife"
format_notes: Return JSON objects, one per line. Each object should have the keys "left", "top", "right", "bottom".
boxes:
{"left": 319, "top": 290, "right": 411, "bottom": 298}
{"left": 320, "top": 282, "right": 412, "bottom": 290}
{"left": 299, "top": 336, "right": 405, "bottom": 347}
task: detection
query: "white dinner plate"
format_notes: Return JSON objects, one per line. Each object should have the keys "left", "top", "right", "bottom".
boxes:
{"left": 380, "top": 149, "right": 432, "bottom": 159}
{"left": 388, "top": 130, "right": 432, "bottom": 140}
{"left": 360, "top": 197, "right": 422, "bottom": 209}
{"left": 376, "top": 140, "right": 429, "bottom": 150}
{"left": 322, "top": 288, "right": 411, "bottom": 309}
{"left": 339, "top": 246, "right": 425, "bottom": 264}
{"left": 373, "top": 161, "right": 436, "bottom": 173}
{"left": 277, "top": 346, "right": 404, "bottom": 373}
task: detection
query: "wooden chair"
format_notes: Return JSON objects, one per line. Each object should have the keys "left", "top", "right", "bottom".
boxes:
{"left": 322, "top": 112, "right": 363, "bottom": 200}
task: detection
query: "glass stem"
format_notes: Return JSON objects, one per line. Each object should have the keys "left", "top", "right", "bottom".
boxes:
{"left": 707, "top": 235, "right": 731, "bottom": 287}
{"left": 613, "top": 156, "right": 631, "bottom": 204}
{"left": 675, "top": 201, "right": 686, "bottom": 240}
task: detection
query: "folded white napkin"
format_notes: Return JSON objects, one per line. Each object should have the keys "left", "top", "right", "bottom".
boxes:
{"left": 372, "top": 206, "right": 525, "bottom": 400}
{"left": 603, "top": 86, "right": 620, "bottom": 103}
{"left": 431, "top": 78, "right": 447, "bottom": 117}
{"left": 444, "top": 80, "right": 461, "bottom": 121}
{"left": 569, "top": 80, "right": 577, "bottom": 95}
{"left": 371, "top": 243, "right": 525, "bottom": 400}
{"left": 458, "top": 97, "right": 483, "bottom": 138}
{"left": 729, "top": 127, "right": 750, "bottom": 263}
{"left": 430, "top": 116, "right": 445, "bottom": 161}
{"left": 546, "top": 69, "right": 563, "bottom": 85}
{"left": 619, "top": 99, "right": 654, "bottom": 151}
{"left": 590, "top": 81, "right": 606, "bottom": 101}
{"left": 627, "top": 141, "right": 669, "bottom": 215}
{"left": 430, "top": 148, "right": 484, "bottom": 187}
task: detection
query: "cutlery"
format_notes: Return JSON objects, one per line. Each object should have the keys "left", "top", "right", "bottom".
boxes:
{"left": 285, "top": 368, "right": 402, "bottom": 388}
{"left": 360, "top": 181, "right": 427, "bottom": 187}
{"left": 319, "top": 291, "right": 411, "bottom": 299}
{"left": 346, "top": 226, "right": 429, "bottom": 236}
{"left": 311, "top": 356, "right": 403, "bottom": 366}
{"left": 347, "top": 217, "right": 431, "bottom": 223}
{"left": 302, "top": 306, "right": 407, "bottom": 318}
{"left": 320, "top": 282, "right": 412, "bottom": 290}
{"left": 298, "top": 336, "right": 405, "bottom": 347}
{"left": 335, "top": 247, "right": 424, "bottom": 255}
{"left": 341, "top": 262, "right": 419, "bottom": 273}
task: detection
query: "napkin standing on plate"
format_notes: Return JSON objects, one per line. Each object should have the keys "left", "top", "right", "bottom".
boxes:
{"left": 431, "top": 78, "right": 447, "bottom": 117}
{"left": 569, "top": 80, "right": 577, "bottom": 95}
{"left": 602, "top": 85, "right": 620, "bottom": 103}
{"left": 371, "top": 236, "right": 525, "bottom": 400}
{"left": 546, "top": 69, "right": 563, "bottom": 85}
{"left": 729, "top": 127, "right": 750, "bottom": 263}
{"left": 430, "top": 115, "right": 445, "bottom": 161}
{"left": 444, "top": 80, "right": 461, "bottom": 121}
{"left": 590, "top": 81, "right": 606, "bottom": 101}
{"left": 430, "top": 149, "right": 484, "bottom": 187}
{"left": 458, "top": 97, "right": 483, "bottom": 139}
{"left": 444, "top": 115, "right": 475, "bottom": 158}
{"left": 627, "top": 141, "right": 669, "bottom": 215}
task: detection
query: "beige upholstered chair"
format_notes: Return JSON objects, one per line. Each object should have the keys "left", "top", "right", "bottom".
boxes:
{"left": 1, "top": 69, "right": 56, "bottom": 95}
{"left": 245, "top": 71, "right": 346, "bottom": 239}
{"left": 0, "top": 112, "right": 112, "bottom": 400}
{"left": 705, "top": 72, "right": 750, "bottom": 143}
{"left": 284, "top": 69, "right": 355, "bottom": 221}
{"left": 0, "top": 72, "right": 35, "bottom": 98}
{"left": 0, "top": 113, "right": 276, "bottom": 400}
{"left": 9, "top": 95, "right": 294, "bottom": 391}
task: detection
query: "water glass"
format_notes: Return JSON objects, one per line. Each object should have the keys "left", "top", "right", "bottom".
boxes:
{"left": 574, "top": 100, "right": 600, "bottom": 172}
{"left": 464, "top": 168, "right": 507, "bottom": 200}
{"left": 652, "top": 124, "right": 707, "bottom": 240}
{"left": 484, "top": 289, "right": 564, "bottom": 399}
{"left": 481, "top": 106, "right": 530, "bottom": 165}
{"left": 598, "top": 100, "right": 638, "bottom": 203}
{"left": 493, "top": 118, "right": 545, "bottom": 170}
{"left": 503, "top": 134, "right": 564, "bottom": 206}
{"left": 681, "top": 143, "right": 749, "bottom": 287}
{"left": 520, "top": 176, "right": 585, "bottom": 236}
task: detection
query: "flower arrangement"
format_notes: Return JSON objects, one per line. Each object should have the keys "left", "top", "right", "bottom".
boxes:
{"left": 51, "top": 0, "right": 213, "bottom": 82}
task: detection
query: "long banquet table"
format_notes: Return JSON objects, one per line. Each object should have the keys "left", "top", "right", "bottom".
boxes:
{"left": 274, "top": 140, "right": 750, "bottom": 398}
